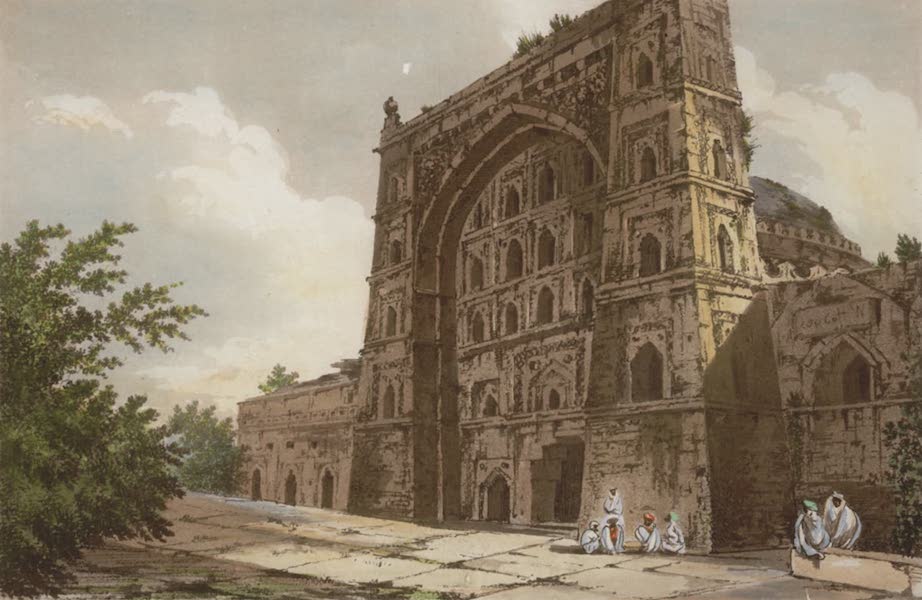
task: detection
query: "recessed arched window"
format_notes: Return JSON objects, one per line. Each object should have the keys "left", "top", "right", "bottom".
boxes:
{"left": 547, "top": 388, "right": 561, "bottom": 410}
{"left": 582, "top": 279, "right": 595, "bottom": 319}
{"left": 389, "top": 239, "right": 402, "bottom": 264}
{"left": 717, "top": 225, "right": 734, "bottom": 273}
{"left": 388, "top": 177, "right": 399, "bottom": 203}
{"left": 536, "top": 286, "right": 554, "bottom": 325}
{"left": 639, "top": 234, "right": 662, "bottom": 277}
{"left": 538, "top": 164, "right": 556, "bottom": 204}
{"left": 470, "top": 256, "right": 485, "bottom": 291}
{"left": 471, "top": 311, "right": 486, "bottom": 344}
{"left": 382, "top": 384, "right": 396, "bottom": 419}
{"left": 815, "top": 341, "right": 874, "bottom": 406}
{"left": 504, "top": 187, "right": 521, "bottom": 218}
{"left": 712, "top": 139, "right": 727, "bottom": 180}
{"left": 506, "top": 239, "right": 524, "bottom": 280}
{"left": 637, "top": 53, "right": 654, "bottom": 88}
{"left": 483, "top": 395, "right": 499, "bottom": 417}
{"left": 505, "top": 303, "right": 519, "bottom": 335}
{"left": 640, "top": 147, "right": 657, "bottom": 183}
{"left": 706, "top": 55, "right": 716, "bottom": 82}
{"left": 385, "top": 305, "right": 398, "bottom": 337}
{"left": 582, "top": 153, "right": 596, "bottom": 186}
{"left": 538, "top": 229, "right": 556, "bottom": 269}
{"left": 631, "top": 342, "right": 664, "bottom": 402}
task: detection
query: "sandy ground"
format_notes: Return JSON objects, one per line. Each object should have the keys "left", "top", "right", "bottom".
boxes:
{"left": 57, "top": 493, "right": 895, "bottom": 599}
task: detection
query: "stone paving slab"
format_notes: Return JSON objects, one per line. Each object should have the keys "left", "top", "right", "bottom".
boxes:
{"left": 654, "top": 557, "right": 788, "bottom": 584}
{"left": 393, "top": 566, "right": 526, "bottom": 596}
{"left": 215, "top": 541, "right": 346, "bottom": 570}
{"left": 473, "top": 584, "right": 619, "bottom": 599}
{"left": 464, "top": 541, "right": 631, "bottom": 580}
{"left": 560, "top": 566, "right": 720, "bottom": 599}
{"left": 405, "top": 531, "right": 553, "bottom": 563}
{"left": 285, "top": 552, "right": 436, "bottom": 583}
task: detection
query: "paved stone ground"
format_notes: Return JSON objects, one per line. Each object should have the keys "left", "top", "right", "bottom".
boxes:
{"left": 66, "top": 493, "right": 896, "bottom": 599}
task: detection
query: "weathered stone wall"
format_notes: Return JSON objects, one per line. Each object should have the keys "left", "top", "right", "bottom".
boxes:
{"left": 767, "top": 262, "right": 922, "bottom": 551}
{"left": 237, "top": 370, "right": 356, "bottom": 510}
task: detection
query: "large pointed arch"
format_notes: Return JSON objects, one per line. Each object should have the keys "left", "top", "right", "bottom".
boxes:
{"left": 407, "top": 106, "right": 605, "bottom": 520}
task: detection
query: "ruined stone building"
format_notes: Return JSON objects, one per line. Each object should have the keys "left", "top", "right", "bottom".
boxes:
{"left": 238, "top": 0, "right": 922, "bottom": 552}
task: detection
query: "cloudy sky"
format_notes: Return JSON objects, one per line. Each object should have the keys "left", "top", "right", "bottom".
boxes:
{"left": 2, "top": 1, "right": 920, "bottom": 419}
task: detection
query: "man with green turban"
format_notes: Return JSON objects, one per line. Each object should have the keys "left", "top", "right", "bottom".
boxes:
{"left": 662, "top": 512, "right": 686, "bottom": 554}
{"left": 794, "top": 499, "right": 831, "bottom": 559}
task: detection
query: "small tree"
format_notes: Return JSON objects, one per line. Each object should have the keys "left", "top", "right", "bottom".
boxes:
{"left": 514, "top": 31, "right": 546, "bottom": 58}
{"left": 168, "top": 401, "right": 246, "bottom": 495}
{"left": 895, "top": 234, "right": 922, "bottom": 263}
{"left": 740, "top": 111, "right": 758, "bottom": 169}
{"left": 0, "top": 221, "right": 206, "bottom": 595}
{"left": 258, "top": 363, "right": 299, "bottom": 394}
{"left": 877, "top": 252, "right": 893, "bottom": 268}
{"left": 549, "top": 13, "right": 574, "bottom": 32}
{"left": 883, "top": 346, "right": 922, "bottom": 556}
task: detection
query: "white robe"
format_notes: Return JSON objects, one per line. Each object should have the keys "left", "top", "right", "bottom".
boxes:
{"left": 580, "top": 528, "right": 602, "bottom": 554}
{"left": 823, "top": 496, "right": 862, "bottom": 550}
{"left": 634, "top": 524, "right": 662, "bottom": 553}
{"left": 794, "top": 510, "right": 831, "bottom": 558}
{"left": 600, "top": 492, "right": 625, "bottom": 553}
{"left": 661, "top": 521, "right": 686, "bottom": 554}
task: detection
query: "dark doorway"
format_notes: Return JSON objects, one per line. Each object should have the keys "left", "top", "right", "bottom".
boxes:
{"left": 251, "top": 469, "right": 261, "bottom": 501}
{"left": 486, "top": 477, "right": 511, "bottom": 522}
{"left": 321, "top": 470, "right": 334, "bottom": 509}
{"left": 531, "top": 442, "right": 584, "bottom": 523}
{"left": 284, "top": 472, "right": 297, "bottom": 506}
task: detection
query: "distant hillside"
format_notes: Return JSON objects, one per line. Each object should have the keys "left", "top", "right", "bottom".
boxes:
{"left": 751, "top": 176, "right": 841, "bottom": 235}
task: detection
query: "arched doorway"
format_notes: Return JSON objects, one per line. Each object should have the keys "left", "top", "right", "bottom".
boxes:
{"left": 251, "top": 469, "right": 261, "bottom": 501}
{"left": 407, "top": 107, "right": 604, "bottom": 521}
{"left": 284, "top": 472, "right": 297, "bottom": 506}
{"left": 321, "top": 470, "right": 334, "bottom": 509}
{"left": 485, "top": 476, "right": 511, "bottom": 522}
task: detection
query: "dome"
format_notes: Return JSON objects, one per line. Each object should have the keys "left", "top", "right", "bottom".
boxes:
{"left": 750, "top": 176, "right": 867, "bottom": 272}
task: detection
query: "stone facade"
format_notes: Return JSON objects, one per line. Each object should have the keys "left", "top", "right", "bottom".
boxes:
{"left": 238, "top": 0, "right": 921, "bottom": 553}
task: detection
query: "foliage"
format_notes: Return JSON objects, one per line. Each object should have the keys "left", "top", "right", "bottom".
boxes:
{"left": 548, "top": 13, "right": 574, "bottom": 32}
{"left": 168, "top": 401, "right": 247, "bottom": 495}
{"left": 513, "top": 13, "right": 575, "bottom": 59}
{"left": 895, "top": 233, "right": 922, "bottom": 263}
{"left": 0, "top": 220, "right": 206, "bottom": 596}
{"left": 740, "top": 111, "right": 758, "bottom": 169}
{"left": 876, "top": 252, "right": 893, "bottom": 268}
{"left": 258, "top": 363, "right": 299, "bottom": 394}
{"left": 514, "top": 31, "right": 546, "bottom": 58}
{"left": 883, "top": 346, "right": 922, "bottom": 556}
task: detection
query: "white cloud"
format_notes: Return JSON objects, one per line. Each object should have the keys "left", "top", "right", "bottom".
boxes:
{"left": 29, "top": 94, "right": 134, "bottom": 138}
{"left": 133, "top": 87, "right": 375, "bottom": 412}
{"left": 735, "top": 46, "right": 922, "bottom": 258}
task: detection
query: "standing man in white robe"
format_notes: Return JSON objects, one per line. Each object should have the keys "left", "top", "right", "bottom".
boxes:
{"left": 634, "top": 512, "right": 662, "bottom": 553}
{"left": 823, "top": 492, "right": 862, "bottom": 549}
{"left": 600, "top": 487, "right": 625, "bottom": 554}
{"left": 794, "top": 499, "right": 831, "bottom": 559}
{"left": 661, "top": 512, "right": 686, "bottom": 554}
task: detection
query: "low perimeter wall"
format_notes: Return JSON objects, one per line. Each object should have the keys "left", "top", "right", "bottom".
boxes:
{"left": 791, "top": 548, "right": 922, "bottom": 597}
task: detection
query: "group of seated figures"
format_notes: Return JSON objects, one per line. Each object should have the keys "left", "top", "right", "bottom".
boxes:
{"left": 580, "top": 488, "right": 686, "bottom": 555}
{"left": 579, "top": 489, "right": 862, "bottom": 558}
{"left": 794, "top": 492, "right": 863, "bottom": 559}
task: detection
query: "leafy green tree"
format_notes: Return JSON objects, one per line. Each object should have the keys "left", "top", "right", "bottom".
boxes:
{"left": 258, "top": 363, "right": 299, "bottom": 394}
{"left": 876, "top": 252, "right": 893, "bottom": 268}
{"left": 514, "top": 31, "right": 546, "bottom": 58}
{"left": 740, "top": 111, "right": 758, "bottom": 169}
{"left": 168, "top": 401, "right": 246, "bottom": 495}
{"left": 883, "top": 346, "right": 922, "bottom": 556}
{"left": 0, "top": 221, "right": 206, "bottom": 596}
{"left": 894, "top": 234, "right": 922, "bottom": 263}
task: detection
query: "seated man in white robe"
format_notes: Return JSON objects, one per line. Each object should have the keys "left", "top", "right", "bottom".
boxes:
{"left": 823, "top": 492, "right": 862, "bottom": 550}
{"left": 794, "top": 499, "right": 831, "bottom": 559}
{"left": 580, "top": 521, "right": 602, "bottom": 554}
{"left": 661, "top": 511, "right": 686, "bottom": 554}
{"left": 600, "top": 488, "right": 625, "bottom": 554}
{"left": 634, "top": 512, "right": 662, "bottom": 553}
